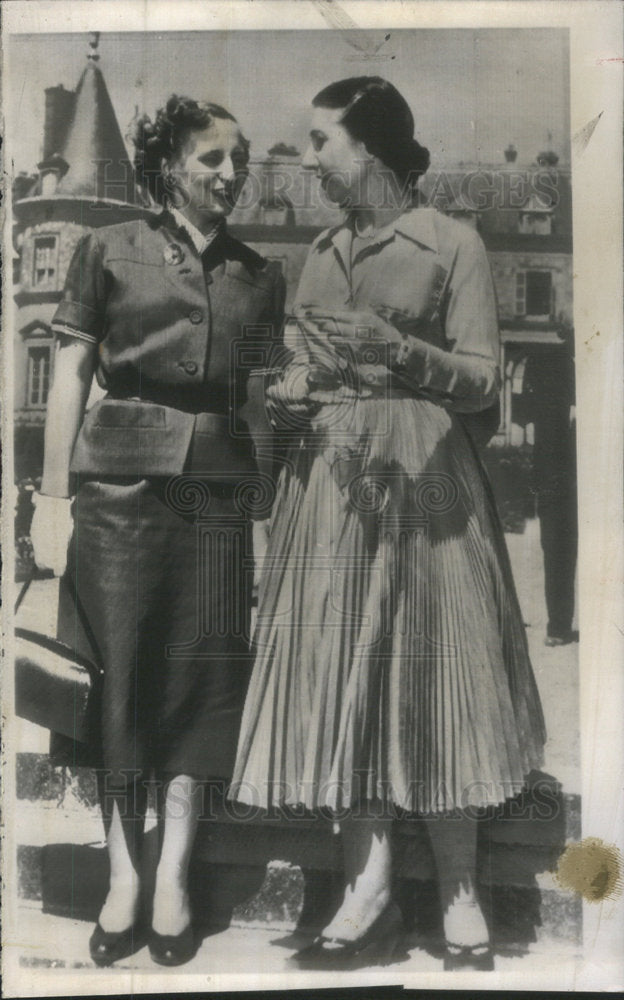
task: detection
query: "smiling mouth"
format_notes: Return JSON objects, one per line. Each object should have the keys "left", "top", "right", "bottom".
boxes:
{"left": 211, "top": 187, "right": 235, "bottom": 206}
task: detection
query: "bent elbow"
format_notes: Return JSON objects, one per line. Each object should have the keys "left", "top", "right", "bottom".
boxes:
{"left": 454, "top": 361, "right": 501, "bottom": 413}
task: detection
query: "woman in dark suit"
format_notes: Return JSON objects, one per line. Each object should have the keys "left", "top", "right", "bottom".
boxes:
{"left": 30, "top": 95, "right": 284, "bottom": 966}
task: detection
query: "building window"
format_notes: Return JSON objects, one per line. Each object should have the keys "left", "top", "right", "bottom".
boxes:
{"left": 265, "top": 256, "right": 287, "bottom": 275}
{"left": 27, "top": 345, "right": 51, "bottom": 406}
{"left": 33, "top": 235, "right": 58, "bottom": 287}
{"left": 515, "top": 270, "right": 553, "bottom": 319}
{"left": 518, "top": 212, "right": 553, "bottom": 235}
{"left": 448, "top": 210, "right": 479, "bottom": 230}
{"left": 260, "top": 196, "right": 296, "bottom": 227}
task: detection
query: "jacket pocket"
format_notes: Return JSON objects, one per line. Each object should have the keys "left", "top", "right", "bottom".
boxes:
{"left": 91, "top": 399, "right": 168, "bottom": 428}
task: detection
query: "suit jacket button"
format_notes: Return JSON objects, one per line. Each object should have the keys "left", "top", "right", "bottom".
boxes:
{"left": 182, "top": 360, "right": 198, "bottom": 375}
{"left": 189, "top": 309, "right": 203, "bottom": 324}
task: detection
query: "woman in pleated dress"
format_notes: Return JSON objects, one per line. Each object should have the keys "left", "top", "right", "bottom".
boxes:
{"left": 229, "top": 77, "right": 546, "bottom": 970}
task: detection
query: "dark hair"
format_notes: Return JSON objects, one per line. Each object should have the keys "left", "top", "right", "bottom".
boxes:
{"left": 312, "top": 76, "right": 430, "bottom": 189}
{"left": 130, "top": 94, "right": 250, "bottom": 204}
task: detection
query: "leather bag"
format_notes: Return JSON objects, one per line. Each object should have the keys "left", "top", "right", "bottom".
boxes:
{"left": 14, "top": 571, "right": 103, "bottom": 743}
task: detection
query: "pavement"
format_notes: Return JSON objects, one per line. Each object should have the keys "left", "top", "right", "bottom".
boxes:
{"left": 10, "top": 901, "right": 582, "bottom": 993}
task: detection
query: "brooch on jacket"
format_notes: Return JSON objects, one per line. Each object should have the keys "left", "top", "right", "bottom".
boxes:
{"left": 163, "top": 243, "right": 185, "bottom": 266}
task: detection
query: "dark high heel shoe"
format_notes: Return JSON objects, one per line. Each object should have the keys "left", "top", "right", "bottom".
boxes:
{"left": 443, "top": 942, "right": 494, "bottom": 972}
{"left": 148, "top": 924, "right": 197, "bottom": 967}
{"left": 89, "top": 922, "right": 144, "bottom": 967}
{"left": 290, "top": 901, "right": 403, "bottom": 970}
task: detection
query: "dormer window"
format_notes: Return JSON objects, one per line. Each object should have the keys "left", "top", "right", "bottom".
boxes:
{"left": 36, "top": 153, "right": 69, "bottom": 198}
{"left": 41, "top": 172, "right": 58, "bottom": 197}
{"left": 518, "top": 212, "right": 553, "bottom": 235}
{"left": 260, "top": 195, "right": 295, "bottom": 227}
{"left": 33, "top": 235, "right": 58, "bottom": 287}
{"left": 518, "top": 191, "right": 554, "bottom": 235}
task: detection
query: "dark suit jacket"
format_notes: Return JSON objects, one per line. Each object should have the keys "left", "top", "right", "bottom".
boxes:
{"left": 52, "top": 211, "right": 285, "bottom": 479}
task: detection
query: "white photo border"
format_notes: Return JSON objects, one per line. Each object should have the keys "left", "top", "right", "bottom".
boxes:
{"left": 2, "top": 1, "right": 622, "bottom": 995}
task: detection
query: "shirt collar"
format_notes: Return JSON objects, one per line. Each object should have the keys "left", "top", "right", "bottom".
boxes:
{"left": 322, "top": 206, "right": 439, "bottom": 259}
{"left": 392, "top": 207, "right": 439, "bottom": 253}
{"left": 168, "top": 206, "right": 222, "bottom": 255}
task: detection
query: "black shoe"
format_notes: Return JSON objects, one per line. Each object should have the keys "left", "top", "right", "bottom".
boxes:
{"left": 148, "top": 924, "right": 196, "bottom": 966}
{"left": 89, "top": 922, "right": 143, "bottom": 967}
{"left": 443, "top": 942, "right": 494, "bottom": 971}
{"left": 290, "top": 902, "right": 403, "bottom": 970}
{"left": 545, "top": 629, "right": 578, "bottom": 646}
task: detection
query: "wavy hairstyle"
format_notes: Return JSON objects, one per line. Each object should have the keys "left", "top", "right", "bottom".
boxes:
{"left": 130, "top": 94, "right": 250, "bottom": 204}
{"left": 312, "top": 76, "right": 430, "bottom": 191}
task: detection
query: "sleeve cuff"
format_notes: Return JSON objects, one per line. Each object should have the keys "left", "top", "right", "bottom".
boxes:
{"left": 247, "top": 367, "right": 284, "bottom": 380}
{"left": 52, "top": 298, "right": 101, "bottom": 343}
{"left": 52, "top": 322, "right": 98, "bottom": 345}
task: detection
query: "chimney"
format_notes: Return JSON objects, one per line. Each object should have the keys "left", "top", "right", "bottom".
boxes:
{"left": 504, "top": 143, "right": 518, "bottom": 163}
{"left": 43, "top": 85, "right": 76, "bottom": 160}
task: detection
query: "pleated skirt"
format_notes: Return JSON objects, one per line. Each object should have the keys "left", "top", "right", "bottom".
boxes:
{"left": 230, "top": 396, "right": 546, "bottom": 814}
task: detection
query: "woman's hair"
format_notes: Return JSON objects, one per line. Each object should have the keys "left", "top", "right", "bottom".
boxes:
{"left": 312, "top": 76, "right": 430, "bottom": 190}
{"left": 130, "top": 94, "right": 250, "bottom": 204}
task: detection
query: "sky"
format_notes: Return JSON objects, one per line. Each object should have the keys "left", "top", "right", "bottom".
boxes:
{"left": 8, "top": 28, "right": 570, "bottom": 173}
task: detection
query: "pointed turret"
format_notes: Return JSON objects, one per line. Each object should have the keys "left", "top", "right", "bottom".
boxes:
{"left": 14, "top": 32, "right": 145, "bottom": 225}
{"left": 56, "top": 34, "right": 132, "bottom": 199}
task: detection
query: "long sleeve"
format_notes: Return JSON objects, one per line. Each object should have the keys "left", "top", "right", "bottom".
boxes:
{"left": 399, "top": 228, "right": 501, "bottom": 413}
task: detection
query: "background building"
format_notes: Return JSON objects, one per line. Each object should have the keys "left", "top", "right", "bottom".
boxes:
{"left": 12, "top": 37, "right": 144, "bottom": 481}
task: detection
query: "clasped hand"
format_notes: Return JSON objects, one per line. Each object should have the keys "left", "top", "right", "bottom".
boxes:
{"left": 301, "top": 307, "right": 404, "bottom": 366}
{"left": 266, "top": 308, "right": 405, "bottom": 417}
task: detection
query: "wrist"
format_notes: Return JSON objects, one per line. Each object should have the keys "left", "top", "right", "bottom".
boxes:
{"left": 391, "top": 334, "right": 411, "bottom": 372}
{"left": 34, "top": 491, "right": 73, "bottom": 506}
{"left": 40, "top": 475, "right": 72, "bottom": 499}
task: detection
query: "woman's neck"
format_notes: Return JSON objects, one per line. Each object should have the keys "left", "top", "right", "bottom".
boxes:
{"left": 170, "top": 202, "right": 221, "bottom": 238}
{"left": 352, "top": 206, "right": 403, "bottom": 235}
{"left": 351, "top": 176, "right": 420, "bottom": 235}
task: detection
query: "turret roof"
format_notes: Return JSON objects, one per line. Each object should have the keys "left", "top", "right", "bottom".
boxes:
{"left": 55, "top": 54, "right": 134, "bottom": 199}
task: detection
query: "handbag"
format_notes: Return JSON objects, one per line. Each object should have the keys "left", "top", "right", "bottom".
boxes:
{"left": 14, "top": 570, "right": 103, "bottom": 743}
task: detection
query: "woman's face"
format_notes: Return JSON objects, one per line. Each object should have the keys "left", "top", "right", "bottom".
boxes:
{"left": 302, "top": 106, "right": 371, "bottom": 208}
{"left": 168, "top": 118, "right": 249, "bottom": 221}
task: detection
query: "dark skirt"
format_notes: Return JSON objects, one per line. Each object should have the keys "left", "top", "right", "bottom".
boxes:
{"left": 53, "top": 476, "right": 253, "bottom": 786}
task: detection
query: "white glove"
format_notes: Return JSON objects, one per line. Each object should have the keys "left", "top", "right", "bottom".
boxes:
{"left": 30, "top": 493, "right": 74, "bottom": 577}
{"left": 252, "top": 518, "right": 271, "bottom": 590}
